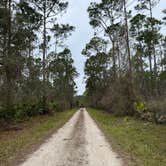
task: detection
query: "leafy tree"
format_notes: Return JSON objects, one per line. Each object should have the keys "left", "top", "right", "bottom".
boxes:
{"left": 22, "top": 57, "right": 43, "bottom": 104}
{"left": 0, "top": 0, "right": 43, "bottom": 120}
{"left": 0, "top": 0, "right": 13, "bottom": 109}
{"left": 84, "top": 52, "right": 110, "bottom": 107}
{"left": 30, "top": 0, "right": 68, "bottom": 109}
{"left": 0, "top": 0, "right": 39, "bottom": 109}
{"left": 49, "top": 48, "right": 78, "bottom": 109}
{"left": 123, "top": 0, "right": 133, "bottom": 81}
{"left": 17, "top": 0, "right": 42, "bottom": 57}
{"left": 135, "top": 0, "right": 162, "bottom": 96}
{"left": 130, "top": 14, "right": 147, "bottom": 93}
{"left": 51, "top": 24, "right": 75, "bottom": 52}
{"left": 88, "top": 0, "right": 123, "bottom": 79}
{"left": 82, "top": 36, "right": 108, "bottom": 57}
{"left": 0, "top": 0, "right": 77, "bottom": 124}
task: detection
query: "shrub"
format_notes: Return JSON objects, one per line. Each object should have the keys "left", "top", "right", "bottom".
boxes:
{"left": 133, "top": 98, "right": 166, "bottom": 124}
{"left": 101, "top": 77, "right": 135, "bottom": 116}
{"left": 53, "top": 101, "right": 65, "bottom": 112}
{"left": 147, "top": 99, "right": 166, "bottom": 124}
{"left": 14, "top": 104, "right": 27, "bottom": 120}
{"left": 25, "top": 102, "right": 47, "bottom": 116}
{"left": 134, "top": 100, "right": 147, "bottom": 112}
{"left": 0, "top": 106, "right": 16, "bottom": 121}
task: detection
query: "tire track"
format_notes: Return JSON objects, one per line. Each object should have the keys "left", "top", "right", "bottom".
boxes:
{"left": 55, "top": 110, "right": 88, "bottom": 166}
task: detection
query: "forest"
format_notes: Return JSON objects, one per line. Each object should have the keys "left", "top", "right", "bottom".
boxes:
{"left": 82, "top": 0, "right": 166, "bottom": 123}
{"left": 0, "top": 0, "right": 166, "bottom": 127}
{"left": 0, "top": 0, "right": 166, "bottom": 166}
{"left": 0, "top": 0, "right": 77, "bottom": 128}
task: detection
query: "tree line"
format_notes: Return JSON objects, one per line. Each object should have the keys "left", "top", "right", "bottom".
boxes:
{"left": 0, "top": 0, "right": 77, "bottom": 126}
{"left": 83, "top": 0, "right": 166, "bottom": 123}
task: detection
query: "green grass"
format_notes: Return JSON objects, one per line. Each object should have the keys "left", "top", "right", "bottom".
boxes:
{"left": 88, "top": 108, "right": 166, "bottom": 166}
{"left": 0, "top": 109, "right": 76, "bottom": 166}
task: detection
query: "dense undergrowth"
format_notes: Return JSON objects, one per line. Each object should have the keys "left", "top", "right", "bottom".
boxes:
{"left": 0, "top": 101, "right": 70, "bottom": 130}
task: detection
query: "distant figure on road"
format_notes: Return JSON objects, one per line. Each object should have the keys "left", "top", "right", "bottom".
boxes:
{"left": 80, "top": 104, "right": 84, "bottom": 111}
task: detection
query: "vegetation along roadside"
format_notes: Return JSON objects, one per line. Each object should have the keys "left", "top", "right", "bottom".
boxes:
{"left": 88, "top": 108, "right": 166, "bottom": 166}
{"left": 0, "top": 109, "right": 76, "bottom": 166}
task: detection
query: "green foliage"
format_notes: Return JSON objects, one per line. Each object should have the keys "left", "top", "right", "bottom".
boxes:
{"left": 133, "top": 100, "right": 154, "bottom": 122}
{"left": 0, "top": 0, "right": 76, "bottom": 125}
{"left": 48, "top": 101, "right": 64, "bottom": 112}
{"left": 85, "top": 0, "right": 166, "bottom": 117}
{"left": 48, "top": 48, "right": 78, "bottom": 109}
{"left": 133, "top": 99, "right": 166, "bottom": 124}
{"left": 51, "top": 24, "right": 75, "bottom": 48}
{"left": 147, "top": 99, "right": 166, "bottom": 124}
{"left": 0, "top": 101, "right": 53, "bottom": 123}
{"left": 134, "top": 100, "right": 147, "bottom": 112}
{"left": 0, "top": 107, "right": 16, "bottom": 122}
{"left": 82, "top": 36, "right": 108, "bottom": 57}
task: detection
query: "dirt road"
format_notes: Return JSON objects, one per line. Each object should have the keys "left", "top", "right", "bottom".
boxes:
{"left": 20, "top": 109, "right": 123, "bottom": 166}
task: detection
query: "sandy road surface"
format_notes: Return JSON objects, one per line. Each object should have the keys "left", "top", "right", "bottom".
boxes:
{"left": 20, "top": 109, "right": 123, "bottom": 166}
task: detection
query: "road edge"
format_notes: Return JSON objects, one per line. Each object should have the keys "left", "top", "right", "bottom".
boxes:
{"left": 10, "top": 109, "right": 76, "bottom": 166}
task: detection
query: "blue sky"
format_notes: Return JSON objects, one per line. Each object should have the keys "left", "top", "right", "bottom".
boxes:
{"left": 58, "top": 0, "right": 166, "bottom": 95}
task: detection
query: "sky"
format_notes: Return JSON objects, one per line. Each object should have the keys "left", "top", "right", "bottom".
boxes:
{"left": 58, "top": 0, "right": 101, "bottom": 95}
{"left": 57, "top": 0, "right": 166, "bottom": 95}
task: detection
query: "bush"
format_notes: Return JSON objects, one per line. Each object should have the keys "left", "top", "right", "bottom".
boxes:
{"left": 147, "top": 99, "right": 166, "bottom": 124}
{"left": 0, "top": 102, "right": 49, "bottom": 124}
{"left": 0, "top": 106, "right": 18, "bottom": 129}
{"left": 14, "top": 104, "right": 27, "bottom": 120}
{"left": 49, "top": 100, "right": 72, "bottom": 112}
{"left": 133, "top": 98, "right": 166, "bottom": 124}
{"left": 0, "top": 99, "right": 72, "bottom": 127}
{"left": 101, "top": 77, "right": 135, "bottom": 116}
{"left": 134, "top": 100, "right": 147, "bottom": 112}
{"left": 24, "top": 102, "right": 50, "bottom": 116}
{"left": 0, "top": 106, "right": 16, "bottom": 121}
{"left": 133, "top": 100, "right": 151, "bottom": 120}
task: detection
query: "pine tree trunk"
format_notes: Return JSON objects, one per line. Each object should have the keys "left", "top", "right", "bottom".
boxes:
{"left": 123, "top": 0, "right": 135, "bottom": 115}
{"left": 139, "top": 41, "right": 144, "bottom": 93}
{"left": 117, "top": 41, "right": 121, "bottom": 77}
{"left": 5, "top": 0, "right": 12, "bottom": 110}
{"left": 148, "top": 52, "right": 153, "bottom": 95}
{"left": 112, "top": 40, "right": 116, "bottom": 79}
{"left": 42, "top": 1, "right": 47, "bottom": 110}
{"left": 149, "top": 0, "right": 158, "bottom": 96}
{"left": 124, "top": 0, "right": 132, "bottom": 80}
